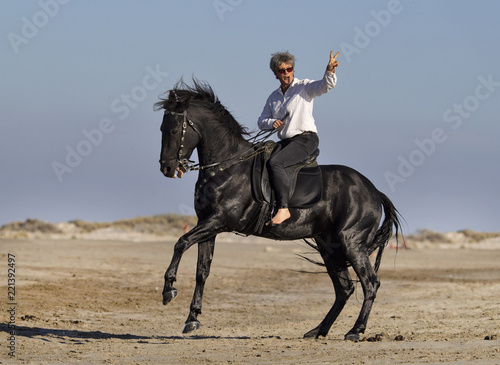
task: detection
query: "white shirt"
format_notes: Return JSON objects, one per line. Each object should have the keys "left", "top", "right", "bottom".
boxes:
{"left": 257, "top": 71, "right": 337, "bottom": 139}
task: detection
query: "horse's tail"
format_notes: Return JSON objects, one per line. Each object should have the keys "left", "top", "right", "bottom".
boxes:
{"left": 372, "top": 192, "right": 403, "bottom": 273}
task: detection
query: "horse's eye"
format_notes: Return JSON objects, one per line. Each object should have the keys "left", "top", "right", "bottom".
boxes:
{"left": 170, "top": 129, "right": 178, "bottom": 135}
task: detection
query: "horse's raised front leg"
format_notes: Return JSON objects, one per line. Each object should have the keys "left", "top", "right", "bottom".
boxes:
{"left": 162, "top": 222, "right": 222, "bottom": 305}
{"left": 182, "top": 237, "right": 216, "bottom": 333}
{"left": 162, "top": 237, "right": 185, "bottom": 305}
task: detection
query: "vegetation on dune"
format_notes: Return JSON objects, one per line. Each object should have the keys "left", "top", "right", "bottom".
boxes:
{"left": 1, "top": 217, "right": 499, "bottom": 243}
{"left": 457, "top": 229, "right": 500, "bottom": 242}
{"left": 407, "top": 229, "right": 500, "bottom": 243}
{"left": 0, "top": 218, "right": 64, "bottom": 234}
{"left": 0, "top": 214, "right": 198, "bottom": 237}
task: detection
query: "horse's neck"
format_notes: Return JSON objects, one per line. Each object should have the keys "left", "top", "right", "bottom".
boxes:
{"left": 197, "top": 135, "right": 252, "bottom": 166}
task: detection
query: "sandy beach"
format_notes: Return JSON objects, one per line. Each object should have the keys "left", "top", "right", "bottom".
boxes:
{"left": 1, "top": 234, "right": 499, "bottom": 364}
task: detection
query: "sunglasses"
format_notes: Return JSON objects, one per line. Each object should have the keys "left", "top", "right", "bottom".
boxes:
{"left": 278, "top": 67, "right": 293, "bottom": 75}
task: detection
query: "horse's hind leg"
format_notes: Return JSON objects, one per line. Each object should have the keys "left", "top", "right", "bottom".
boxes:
{"left": 343, "top": 245, "right": 380, "bottom": 341}
{"left": 183, "top": 237, "right": 215, "bottom": 333}
{"left": 304, "top": 246, "right": 355, "bottom": 339}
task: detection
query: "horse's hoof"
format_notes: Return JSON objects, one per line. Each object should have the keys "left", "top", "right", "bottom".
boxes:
{"left": 344, "top": 333, "right": 360, "bottom": 342}
{"left": 182, "top": 321, "right": 201, "bottom": 333}
{"left": 162, "top": 289, "right": 178, "bottom": 305}
{"left": 303, "top": 327, "right": 320, "bottom": 339}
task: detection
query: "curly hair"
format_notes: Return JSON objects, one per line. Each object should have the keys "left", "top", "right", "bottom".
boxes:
{"left": 269, "top": 51, "right": 296, "bottom": 75}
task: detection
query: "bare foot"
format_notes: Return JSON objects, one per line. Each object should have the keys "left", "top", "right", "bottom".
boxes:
{"left": 271, "top": 208, "right": 291, "bottom": 225}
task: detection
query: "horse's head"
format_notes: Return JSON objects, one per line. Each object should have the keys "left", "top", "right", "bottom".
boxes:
{"left": 159, "top": 91, "right": 202, "bottom": 178}
{"left": 157, "top": 79, "right": 251, "bottom": 178}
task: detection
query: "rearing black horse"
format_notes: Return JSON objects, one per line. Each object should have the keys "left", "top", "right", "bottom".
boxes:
{"left": 155, "top": 79, "right": 402, "bottom": 341}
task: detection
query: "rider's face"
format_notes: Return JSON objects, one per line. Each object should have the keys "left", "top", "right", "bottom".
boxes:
{"left": 276, "top": 62, "right": 294, "bottom": 89}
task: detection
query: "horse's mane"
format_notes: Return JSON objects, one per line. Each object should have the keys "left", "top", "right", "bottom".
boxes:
{"left": 155, "top": 78, "right": 250, "bottom": 143}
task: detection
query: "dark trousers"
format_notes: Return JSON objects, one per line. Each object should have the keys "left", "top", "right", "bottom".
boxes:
{"left": 268, "top": 132, "right": 319, "bottom": 209}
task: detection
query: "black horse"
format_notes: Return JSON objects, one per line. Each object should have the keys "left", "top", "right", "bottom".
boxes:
{"left": 155, "top": 79, "right": 402, "bottom": 341}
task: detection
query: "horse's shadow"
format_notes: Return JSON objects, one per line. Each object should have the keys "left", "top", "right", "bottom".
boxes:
{"left": 0, "top": 323, "right": 251, "bottom": 341}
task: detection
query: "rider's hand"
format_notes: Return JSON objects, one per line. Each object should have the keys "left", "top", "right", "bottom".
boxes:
{"left": 273, "top": 119, "right": 284, "bottom": 129}
{"left": 327, "top": 51, "right": 340, "bottom": 73}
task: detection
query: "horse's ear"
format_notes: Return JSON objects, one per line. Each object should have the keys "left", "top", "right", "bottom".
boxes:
{"left": 169, "top": 90, "right": 176, "bottom": 101}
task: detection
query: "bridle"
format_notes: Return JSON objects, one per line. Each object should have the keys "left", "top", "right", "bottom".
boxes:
{"left": 160, "top": 110, "right": 203, "bottom": 173}
{"left": 160, "top": 109, "right": 282, "bottom": 174}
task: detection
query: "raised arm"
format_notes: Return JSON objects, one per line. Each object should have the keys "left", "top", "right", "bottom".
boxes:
{"left": 304, "top": 51, "right": 339, "bottom": 98}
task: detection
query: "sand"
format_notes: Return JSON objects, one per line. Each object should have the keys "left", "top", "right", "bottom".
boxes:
{"left": 1, "top": 235, "right": 499, "bottom": 364}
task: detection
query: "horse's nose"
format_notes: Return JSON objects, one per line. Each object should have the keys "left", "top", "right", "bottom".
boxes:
{"left": 160, "top": 161, "right": 175, "bottom": 178}
{"left": 161, "top": 165, "right": 171, "bottom": 175}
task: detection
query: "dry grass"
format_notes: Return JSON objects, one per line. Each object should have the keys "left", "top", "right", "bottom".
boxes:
{"left": 0, "top": 214, "right": 198, "bottom": 237}
{"left": 407, "top": 229, "right": 500, "bottom": 244}
{"left": 457, "top": 229, "right": 500, "bottom": 243}
{"left": 0, "top": 218, "right": 63, "bottom": 234}
{"left": 407, "top": 229, "right": 453, "bottom": 243}
{"left": 68, "top": 219, "right": 111, "bottom": 233}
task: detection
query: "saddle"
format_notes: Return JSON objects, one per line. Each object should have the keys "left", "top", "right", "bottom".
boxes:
{"left": 242, "top": 141, "right": 322, "bottom": 234}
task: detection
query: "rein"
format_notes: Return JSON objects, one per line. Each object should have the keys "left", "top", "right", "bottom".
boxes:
{"left": 165, "top": 110, "right": 281, "bottom": 174}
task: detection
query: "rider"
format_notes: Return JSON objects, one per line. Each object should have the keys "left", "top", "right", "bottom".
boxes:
{"left": 257, "top": 50, "right": 339, "bottom": 225}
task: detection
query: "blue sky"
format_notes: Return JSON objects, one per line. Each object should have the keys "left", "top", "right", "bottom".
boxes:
{"left": 1, "top": 0, "right": 499, "bottom": 233}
